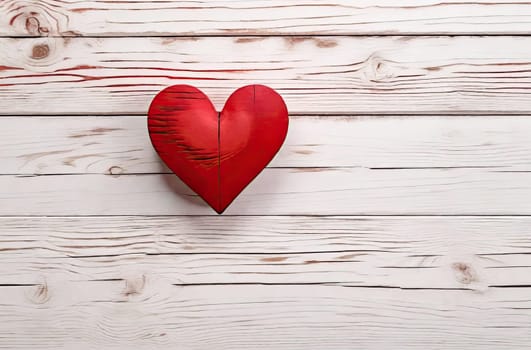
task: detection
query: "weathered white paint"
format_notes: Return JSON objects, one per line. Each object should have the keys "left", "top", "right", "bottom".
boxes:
{"left": 2, "top": 168, "right": 531, "bottom": 215}
{"left": 2, "top": 0, "right": 531, "bottom": 36}
{"left": 1, "top": 216, "right": 530, "bottom": 289}
{"left": 2, "top": 116, "right": 531, "bottom": 174}
{"left": 1, "top": 216, "right": 530, "bottom": 347}
{"left": 2, "top": 36, "right": 531, "bottom": 114}
{"left": 0, "top": 283, "right": 529, "bottom": 349}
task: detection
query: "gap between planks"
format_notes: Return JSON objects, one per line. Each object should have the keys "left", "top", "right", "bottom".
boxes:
{"left": 2, "top": 282, "right": 525, "bottom": 290}
{"left": 5, "top": 34, "right": 531, "bottom": 39}
{"left": 6, "top": 112, "right": 531, "bottom": 117}
{"left": 3, "top": 214, "right": 531, "bottom": 217}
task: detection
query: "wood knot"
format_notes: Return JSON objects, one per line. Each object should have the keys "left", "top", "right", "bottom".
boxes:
{"left": 362, "top": 54, "right": 395, "bottom": 82}
{"left": 25, "top": 16, "right": 48, "bottom": 36}
{"left": 452, "top": 262, "right": 477, "bottom": 284}
{"left": 27, "top": 282, "right": 50, "bottom": 304}
{"left": 123, "top": 275, "right": 146, "bottom": 297}
{"left": 31, "top": 44, "right": 49, "bottom": 59}
{"left": 9, "top": 8, "right": 50, "bottom": 36}
{"left": 108, "top": 166, "right": 124, "bottom": 176}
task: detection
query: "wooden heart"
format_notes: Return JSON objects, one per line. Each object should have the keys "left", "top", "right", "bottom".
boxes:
{"left": 148, "top": 85, "right": 289, "bottom": 214}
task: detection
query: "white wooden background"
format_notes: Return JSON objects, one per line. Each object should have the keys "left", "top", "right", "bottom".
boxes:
{"left": 1, "top": 1, "right": 531, "bottom": 349}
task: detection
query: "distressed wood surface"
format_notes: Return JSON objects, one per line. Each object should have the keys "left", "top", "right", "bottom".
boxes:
{"left": 1, "top": 216, "right": 530, "bottom": 289}
{"left": 2, "top": 0, "right": 531, "bottom": 348}
{"left": 2, "top": 0, "right": 531, "bottom": 36}
{"left": 2, "top": 168, "right": 531, "bottom": 215}
{"left": 0, "top": 216, "right": 530, "bottom": 349}
{"left": 3, "top": 115, "right": 531, "bottom": 175}
{"left": 0, "top": 283, "right": 529, "bottom": 350}
{"left": 2, "top": 36, "right": 531, "bottom": 115}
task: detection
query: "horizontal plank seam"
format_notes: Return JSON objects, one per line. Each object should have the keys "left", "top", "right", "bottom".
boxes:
{"left": 36, "top": 251, "right": 528, "bottom": 259}
{"left": 170, "top": 282, "right": 475, "bottom": 290}
{"left": 1, "top": 282, "right": 528, "bottom": 291}
{"left": 59, "top": 249, "right": 398, "bottom": 259}
{"left": 3, "top": 114, "right": 531, "bottom": 118}
{"left": 6, "top": 112, "right": 531, "bottom": 117}
{"left": 0, "top": 213, "right": 531, "bottom": 216}
{"left": 3, "top": 34, "right": 531, "bottom": 39}
{"left": 1, "top": 166, "right": 511, "bottom": 177}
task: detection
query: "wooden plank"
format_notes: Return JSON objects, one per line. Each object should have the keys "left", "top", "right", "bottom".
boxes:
{"left": 2, "top": 216, "right": 530, "bottom": 347}
{"left": 1, "top": 216, "right": 530, "bottom": 289}
{"left": 2, "top": 0, "right": 531, "bottom": 36}
{"left": 1, "top": 168, "right": 531, "bottom": 215}
{"left": 0, "top": 283, "right": 529, "bottom": 349}
{"left": 3, "top": 115, "right": 531, "bottom": 175}
{"left": 2, "top": 36, "right": 531, "bottom": 115}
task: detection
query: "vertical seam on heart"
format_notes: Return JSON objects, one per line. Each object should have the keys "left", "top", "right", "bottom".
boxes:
{"left": 217, "top": 110, "right": 221, "bottom": 213}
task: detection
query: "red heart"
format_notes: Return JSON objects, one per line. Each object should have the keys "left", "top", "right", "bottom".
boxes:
{"left": 148, "top": 85, "right": 289, "bottom": 214}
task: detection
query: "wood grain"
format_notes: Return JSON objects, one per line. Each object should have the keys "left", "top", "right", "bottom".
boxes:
{"left": 2, "top": 36, "right": 531, "bottom": 115}
{"left": 0, "top": 216, "right": 530, "bottom": 348}
{"left": 2, "top": 167, "right": 531, "bottom": 215}
{"left": 0, "top": 283, "right": 529, "bottom": 350}
{"left": 1, "top": 216, "right": 530, "bottom": 289}
{"left": 2, "top": 0, "right": 531, "bottom": 36}
{"left": 3, "top": 115, "right": 531, "bottom": 175}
